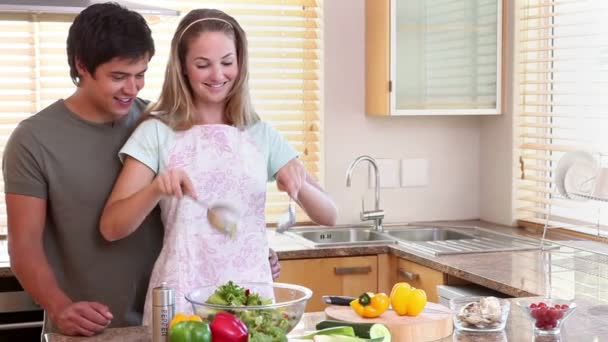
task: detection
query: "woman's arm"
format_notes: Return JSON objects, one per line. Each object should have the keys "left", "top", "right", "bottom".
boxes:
{"left": 100, "top": 157, "right": 160, "bottom": 241}
{"left": 296, "top": 173, "right": 338, "bottom": 226}
{"left": 100, "top": 157, "right": 195, "bottom": 241}
{"left": 275, "top": 158, "right": 338, "bottom": 226}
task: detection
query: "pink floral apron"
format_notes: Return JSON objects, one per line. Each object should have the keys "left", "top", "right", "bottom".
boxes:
{"left": 142, "top": 125, "right": 272, "bottom": 327}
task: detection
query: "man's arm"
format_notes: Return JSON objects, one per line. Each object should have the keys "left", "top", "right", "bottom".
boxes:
{"left": 6, "top": 194, "right": 112, "bottom": 336}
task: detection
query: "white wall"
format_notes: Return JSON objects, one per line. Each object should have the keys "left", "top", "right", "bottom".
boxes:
{"left": 479, "top": 0, "right": 516, "bottom": 226}
{"left": 323, "top": 0, "right": 493, "bottom": 225}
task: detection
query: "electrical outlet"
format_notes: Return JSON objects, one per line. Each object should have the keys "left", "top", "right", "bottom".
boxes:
{"left": 369, "top": 158, "right": 400, "bottom": 188}
{"left": 400, "top": 158, "right": 429, "bottom": 187}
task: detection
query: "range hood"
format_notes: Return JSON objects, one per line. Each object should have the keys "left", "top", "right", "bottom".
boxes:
{"left": 0, "top": 0, "right": 179, "bottom": 16}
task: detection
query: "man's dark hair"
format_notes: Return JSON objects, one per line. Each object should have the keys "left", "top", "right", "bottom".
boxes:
{"left": 66, "top": 2, "right": 155, "bottom": 86}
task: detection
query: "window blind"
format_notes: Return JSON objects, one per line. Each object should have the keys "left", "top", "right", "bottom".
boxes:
{"left": 395, "top": 0, "right": 498, "bottom": 110}
{"left": 0, "top": 0, "right": 322, "bottom": 236}
{"left": 516, "top": 0, "right": 608, "bottom": 235}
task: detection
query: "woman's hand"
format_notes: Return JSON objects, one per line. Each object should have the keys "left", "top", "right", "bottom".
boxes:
{"left": 268, "top": 248, "right": 281, "bottom": 279}
{"left": 153, "top": 169, "right": 197, "bottom": 199}
{"left": 275, "top": 158, "right": 338, "bottom": 226}
{"left": 275, "top": 158, "right": 307, "bottom": 199}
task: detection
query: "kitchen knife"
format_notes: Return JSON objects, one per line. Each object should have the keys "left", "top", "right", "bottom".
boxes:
{"left": 322, "top": 295, "right": 452, "bottom": 314}
{"left": 322, "top": 295, "right": 355, "bottom": 306}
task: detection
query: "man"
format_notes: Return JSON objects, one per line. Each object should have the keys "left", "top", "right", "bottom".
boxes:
{"left": 2, "top": 3, "right": 281, "bottom": 337}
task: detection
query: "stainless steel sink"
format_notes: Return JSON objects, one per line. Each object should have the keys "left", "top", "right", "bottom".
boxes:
{"left": 381, "top": 228, "right": 475, "bottom": 241}
{"left": 286, "top": 227, "right": 395, "bottom": 247}
{"left": 283, "top": 224, "right": 556, "bottom": 255}
{"left": 382, "top": 224, "right": 556, "bottom": 256}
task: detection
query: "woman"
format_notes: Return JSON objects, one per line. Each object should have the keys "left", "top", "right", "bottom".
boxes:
{"left": 99, "top": 8, "right": 337, "bottom": 326}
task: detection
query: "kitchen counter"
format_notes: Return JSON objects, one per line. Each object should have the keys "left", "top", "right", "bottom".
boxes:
{"left": 292, "top": 298, "right": 608, "bottom": 342}
{"left": 12, "top": 219, "right": 608, "bottom": 340}
{"left": 45, "top": 296, "right": 608, "bottom": 341}
{"left": 271, "top": 220, "right": 608, "bottom": 303}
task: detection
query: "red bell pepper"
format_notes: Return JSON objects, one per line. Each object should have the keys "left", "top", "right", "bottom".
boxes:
{"left": 209, "top": 312, "right": 248, "bottom": 342}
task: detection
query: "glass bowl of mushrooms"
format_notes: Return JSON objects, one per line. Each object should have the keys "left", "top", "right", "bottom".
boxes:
{"left": 450, "top": 296, "right": 510, "bottom": 332}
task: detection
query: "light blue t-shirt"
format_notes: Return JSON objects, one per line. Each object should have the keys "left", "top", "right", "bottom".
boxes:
{"left": 119, "top": 119, "right": 298, "bottom": 181}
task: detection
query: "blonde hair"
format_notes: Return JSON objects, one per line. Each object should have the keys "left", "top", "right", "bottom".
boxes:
{"left": 145, "top": 9, "right": 258, "bottom": 130}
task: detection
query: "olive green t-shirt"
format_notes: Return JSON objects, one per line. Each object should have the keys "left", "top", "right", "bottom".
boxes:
{"left": 2, "top": 99, "right": 164, "bottom": 334}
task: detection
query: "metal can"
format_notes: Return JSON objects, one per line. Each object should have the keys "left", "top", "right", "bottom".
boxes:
{"left": 152, "top": 282, "right": 175, "bottom": 342}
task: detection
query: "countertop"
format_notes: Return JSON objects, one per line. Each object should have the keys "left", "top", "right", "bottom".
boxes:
{"left": 270, "top": 220, "right": 608, "bottom": 302}
{"left": 15, "top": 219, "right": 608, "bottom": 340}
{"left": 45, "top": 297, "right": 608, "bottom": 341}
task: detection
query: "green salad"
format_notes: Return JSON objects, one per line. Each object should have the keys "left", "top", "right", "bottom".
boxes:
{"left": 204, "top": 281, "right": 295, "bottom": 342}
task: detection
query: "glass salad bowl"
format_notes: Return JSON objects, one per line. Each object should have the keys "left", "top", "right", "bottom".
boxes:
{"left": 516, "top": 298, "right": 577, "bottom": 335}
{"left": 186, "top": 282, "right": 312, "bottom": 338}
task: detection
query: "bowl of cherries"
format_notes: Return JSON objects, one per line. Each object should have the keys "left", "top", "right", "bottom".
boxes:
{"left": 517, "top": 298, "right": 577, "bottom": 335}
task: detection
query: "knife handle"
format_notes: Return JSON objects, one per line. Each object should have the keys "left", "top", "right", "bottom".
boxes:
{"left": 322, "top": 295, "right": 356, "bottom": 306}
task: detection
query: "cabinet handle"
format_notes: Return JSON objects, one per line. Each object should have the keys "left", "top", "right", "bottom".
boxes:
{"left": 398, "top": 268, "right": 419, "bottom": 280}
{"left": 334, "top": 266, "right": 372, "bottom": 275}
{"left": 0, "top": 321, "right": 43, "bottom": 331}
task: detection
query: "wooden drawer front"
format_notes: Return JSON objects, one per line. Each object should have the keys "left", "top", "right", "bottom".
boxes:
{"left": 277, "top": 256, "right": 378, "bottom": 312}
{"left": 396, "top": 259, "right": 445, "bottom": 303}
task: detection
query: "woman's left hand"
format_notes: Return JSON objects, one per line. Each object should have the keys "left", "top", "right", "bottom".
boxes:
{"left": 275, "top": 158, "right": 307, "bottom": 200}
{"left": 268, "top": 248, "right": 281, "bottom": 279}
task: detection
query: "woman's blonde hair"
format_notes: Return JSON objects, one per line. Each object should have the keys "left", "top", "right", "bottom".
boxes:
{"left": 145, "top": 8, "right": 259, "bottom": 130}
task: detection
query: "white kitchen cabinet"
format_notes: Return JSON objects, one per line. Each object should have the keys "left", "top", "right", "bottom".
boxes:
{"left": 366, "top": 0, "right": 504, "bottom": 116}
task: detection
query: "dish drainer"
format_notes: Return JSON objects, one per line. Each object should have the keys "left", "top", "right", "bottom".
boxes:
{"left": 540, "top": 193, "right": 608, "bottom": 249}
{"left": 540, "top": 152, "right": 608, "bottom": 249}
{"left": 539, "top": 152, "right": 608, "bottom": 299}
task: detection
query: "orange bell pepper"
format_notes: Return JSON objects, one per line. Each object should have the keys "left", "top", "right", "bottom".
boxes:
{"left": 350, "top": 292, "right": 390, "bottom": 318}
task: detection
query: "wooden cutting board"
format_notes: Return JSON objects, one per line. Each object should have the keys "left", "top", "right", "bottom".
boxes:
{"left": 325, "top": 302, "right": 453, "bottom": 342}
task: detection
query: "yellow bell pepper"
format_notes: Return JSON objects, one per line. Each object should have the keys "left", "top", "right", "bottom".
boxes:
{"left": 390, "top": 282, "right": 412, "bottom": 315}
{"left": 169, "top": 312, "right": 203, "bottom": 329}
{"left": 406, "top": 288, "right": 427, "bottom": 316}
{"left": 350, "top": 292, "right": 390, "bottom": 318}
{"left": 389, "top": 282, "right": 427, "bottom": 316}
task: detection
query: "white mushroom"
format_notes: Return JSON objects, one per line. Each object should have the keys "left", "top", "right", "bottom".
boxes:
{"left": 457, "top": 297, "right": 504, "bottom": 328}
{"left": 480, "top": 296, "right": 502, "bottom": 322}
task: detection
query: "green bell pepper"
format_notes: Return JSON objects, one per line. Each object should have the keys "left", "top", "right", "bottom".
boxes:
{"left": 169, "top": 320, "right": 212, "bottom": 342}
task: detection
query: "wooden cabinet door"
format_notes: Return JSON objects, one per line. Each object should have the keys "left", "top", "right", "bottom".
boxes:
{"left": 276, "top": 256, "right": 378, "bottom": 312}
{"left": 396, "top": 259, "right": 445, "bottom": 303}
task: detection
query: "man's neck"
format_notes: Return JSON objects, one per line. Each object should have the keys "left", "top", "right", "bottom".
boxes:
{"left": 64, "top": 91, "right": 117, "bottom": 124}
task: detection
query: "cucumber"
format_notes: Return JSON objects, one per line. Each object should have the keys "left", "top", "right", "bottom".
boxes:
{"left": 368, "top": 324, "right": 391, "bottom": 342}
{"left": 291, "top": 326, "right": 356, "bottom": 339}
{"left": 315, "top": 320, "right": 391, "bottom": 341}
{"left": 311, "top": 336, "right": 384, "bottom": 342}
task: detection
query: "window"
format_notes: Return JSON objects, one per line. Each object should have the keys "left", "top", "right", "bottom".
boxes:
{"left": 0, "top": 0, "right": 323, "bottom": 236}
{"left": 516, "top": 0, "right": 608, "bottom": 235}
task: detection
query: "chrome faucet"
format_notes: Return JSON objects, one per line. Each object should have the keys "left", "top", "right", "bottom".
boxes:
{"left": 345, "top": 155, "right": 385, "bottom": 231}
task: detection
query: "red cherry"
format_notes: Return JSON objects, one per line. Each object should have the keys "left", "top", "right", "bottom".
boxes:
{"left": 561, "top": 304, "right": 569, "bottom": 310}
{"left": 554, "top": 304, "right": 561, "bottom": 309}
{"left": 530, "top": 308, "right": 539, "bottom": 318}
{"left": 530, "top": 303, "right": 538, "bottom": 308}
{"left": 547, "top": 308, "right": 559, "bottom": 319}
{"left": 538, "top": 302, "right": 547, "bottom": 308}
